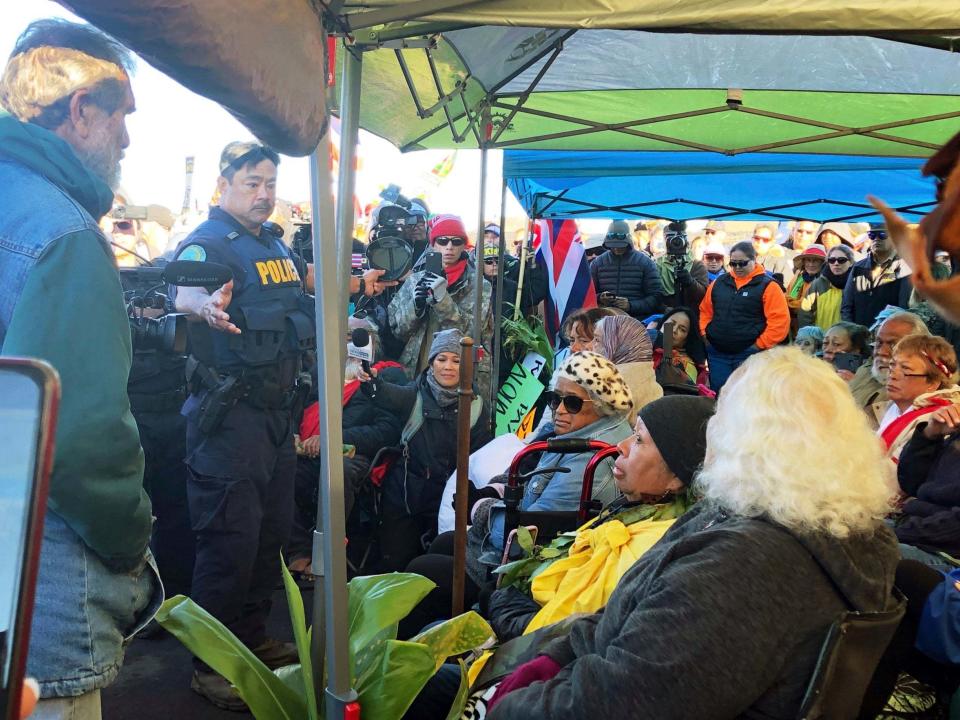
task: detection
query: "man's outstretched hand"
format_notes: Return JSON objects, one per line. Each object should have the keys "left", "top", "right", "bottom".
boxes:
{"left": 200, "top": 280, "right": 241, "bottom": 334}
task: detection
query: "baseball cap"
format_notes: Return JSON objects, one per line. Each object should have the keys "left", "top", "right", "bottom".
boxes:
{"left": 219, "top": 141, "right": 280, "bottom": 175}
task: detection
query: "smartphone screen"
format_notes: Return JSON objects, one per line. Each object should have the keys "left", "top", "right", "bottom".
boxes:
{"left": 423, "top": 250, "right": 443, "bottom": 276}
{"left": 0, "top": 359, "right": 59, "bottom": 720}
{"left": 833, "top": 352, "right": 863, "bottom": 374}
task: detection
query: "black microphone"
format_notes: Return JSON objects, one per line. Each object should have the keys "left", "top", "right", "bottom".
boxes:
{"left": 162, "top": 261, "right": 233, "bottom": 287}
{"left": 349, "top": 328, "right": 373, "bottom": 375}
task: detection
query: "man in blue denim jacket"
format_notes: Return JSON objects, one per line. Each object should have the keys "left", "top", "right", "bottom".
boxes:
{"left": 0, "top": 20, "right": 161, "bottom": 718}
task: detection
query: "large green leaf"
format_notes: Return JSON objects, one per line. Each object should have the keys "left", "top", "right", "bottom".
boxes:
{"left": 347, "top": 573, "right": 435, "bottom": 674}
{"left": 411, "top": 612, "right": 495, "bottom": 674}
{"left": 280, "top": 560, "right": 319, "bottom": 720}
{"left": 443, "top": 660, "right": 471, "bottom": 720}
{"left": 355, "top": 639, "right": 436, "bottom": 720}
{"left": 156, "top": 595, "right": 307, "bottom": 720}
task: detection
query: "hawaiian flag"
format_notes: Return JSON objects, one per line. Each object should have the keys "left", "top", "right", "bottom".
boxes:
{"left": 534, "top": 219, "right": 597, "bottom": 346}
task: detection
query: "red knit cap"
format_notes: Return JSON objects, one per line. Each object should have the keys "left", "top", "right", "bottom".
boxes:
{"left": 430, "top": 214, "right": 469, "bottom": 244}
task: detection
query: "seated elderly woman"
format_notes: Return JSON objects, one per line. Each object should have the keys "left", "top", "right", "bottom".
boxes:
{"left": 399, "top": 352, "right": 633, "bottom": 637}
{"left": 878, "top": 334, "right": 960, "bottom": 463}
{"left": 821, "top": 320, "right": 870, "bottom": 366}
{"left": 484, "top": 395, "right": 714, "bottom": 643}
{"left": 474, "top": 347, "right": 899, "bottom": 720}
{"left": 894, "top": 401, "right": 960, "bottom": 572}
{"left": 590, "top": 313, "right": 661, "bottom": 418}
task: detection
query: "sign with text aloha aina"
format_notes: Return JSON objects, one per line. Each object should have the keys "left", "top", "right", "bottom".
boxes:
{"left": 495, "top": 352, "right": 547, "bottom": 436}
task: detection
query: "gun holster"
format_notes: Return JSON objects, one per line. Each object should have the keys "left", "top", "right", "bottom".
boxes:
{"left": 197, "top": 375, "right": 243, "bottom": 434}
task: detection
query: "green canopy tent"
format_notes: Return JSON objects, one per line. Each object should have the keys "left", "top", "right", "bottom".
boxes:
{"left": 52, "top": 3, "right": 960, "bottom": 718}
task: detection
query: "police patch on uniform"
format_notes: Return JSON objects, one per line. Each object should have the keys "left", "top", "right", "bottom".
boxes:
{"left": 255, "top": 257, "right": 301, "bottom": 287}
{"left": 179, "top": 244, "right": 207, "bottom": 262}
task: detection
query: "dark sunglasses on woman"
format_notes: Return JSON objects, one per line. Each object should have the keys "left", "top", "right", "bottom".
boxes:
{"left": 827, "top": 257, "right": 850, "bottom": 265}
{"left": 545, "top": 390, "right": 595, "bottom": 414}
{"left": 728, "top": 259, "right": 751, "bottom": 269}
{"left": 434, "top": 236, "right": 466, "bottom": 247}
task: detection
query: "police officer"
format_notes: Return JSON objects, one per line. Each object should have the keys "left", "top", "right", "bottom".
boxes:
{"left": 173, "top": 142, "right": 315, "bottom": 709}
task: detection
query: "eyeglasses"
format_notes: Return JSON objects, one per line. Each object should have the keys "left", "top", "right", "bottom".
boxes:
{"left": 545, "top": 390, "right": 595, "bottom": 414}
{"left": 827, "top": 257, "right": 850, "bottom": 265}
{"left": 483, "top": 257, "right": 499, "bottom": 265}
{"left": 703, "top": 254, "right": 724, "bottom": 261}
{"left": 728, "top": 260, "right": 752, "bottom": 269}
{"left": 605, "top": 232, "right": 628, "bottom": 241}
{"left": 867, "top": 230, "right": 888, "bottom": 240}
{"left": 888, "top": 363, "right": 929, "bottom": 379}
{"left": 434, "top": 236, "right": 465, "bottom": 247}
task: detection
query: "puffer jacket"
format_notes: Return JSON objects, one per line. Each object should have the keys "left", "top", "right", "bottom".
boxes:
{"left": 590, "top": 248, "right": 663, "bottom": 319}
{"left": 841, "top": 253, "right": 913, "bottom": 327}
{"left": 374, "top": 371, "right": 492, "bottom": 516}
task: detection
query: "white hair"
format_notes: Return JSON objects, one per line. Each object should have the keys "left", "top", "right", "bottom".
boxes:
{"left": 696, "top": 347, "right": 895, "bottom": 538}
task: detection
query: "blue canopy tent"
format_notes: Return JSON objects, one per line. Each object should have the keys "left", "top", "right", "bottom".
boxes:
{"left": 504, "top": 150, "right": 937, "bottom": 222}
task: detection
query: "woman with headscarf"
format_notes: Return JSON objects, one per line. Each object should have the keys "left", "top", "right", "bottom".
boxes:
{"left": 359, "top": 328, "right": 492, "bottom": 571}
{"left": 482, "top": 348, "right": 900, "bottom": 720}
{"left": 399, "top": 352, "right": 634, "bottom": 638}
{"left": 798, "top": 244, "right": 856, "bottom": 331}
{"left": 590, "top": 314, "right": 662, "bottom": 419}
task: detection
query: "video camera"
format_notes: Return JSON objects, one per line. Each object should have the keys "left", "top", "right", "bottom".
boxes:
{"left": 119, "top": 260, "right": 232, "bottom": 354}
{"left": 664, "top": 221, "right": 689, "bottom": 259}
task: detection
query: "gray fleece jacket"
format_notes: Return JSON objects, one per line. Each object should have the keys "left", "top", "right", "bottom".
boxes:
{"left": 488, "top": 502, "right": 899, "bottom": 720}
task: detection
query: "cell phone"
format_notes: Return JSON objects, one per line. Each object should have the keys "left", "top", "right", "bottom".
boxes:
{"left": 833, "top": 352, "right": 864, "bottom": 374}
{"left": 0, "top": 359, "right": 59, "bottom": 720}
{"left": 423, "top": 249, "right": 443, "bottom": 276}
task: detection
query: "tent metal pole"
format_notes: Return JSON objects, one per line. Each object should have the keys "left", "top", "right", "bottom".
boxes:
{"left": 452, "top": 335, "right": 475, "bottom": 616}
{"left": 490, "top": 177, "right": 508, "bottom": 415}
{"left": 336, "top": 46, "right": 363, "bottom": 343}
{"left": 472, "top": 144, "right": 489, "bottom": 342}
{"left": 309, "top": 40, "right": 358, "bottom": 720}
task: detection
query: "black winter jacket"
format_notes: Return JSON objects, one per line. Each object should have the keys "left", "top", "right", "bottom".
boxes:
{"left": 896, "top": 426, "right": 960, "bottom": 557}
{"left": 840, "top": 253, "right": 913, "bottom": 327}
{"left": 589, "top": 248, "right": 663, "bottom": 319}
{"left": 373, "top": 372, "right": 492, "bottom": 516}
{"left": 489, "top": 503, "right": 899, "bottom": 720}
{"left": 342, "top": 365, "right": 406, "bottom": 458}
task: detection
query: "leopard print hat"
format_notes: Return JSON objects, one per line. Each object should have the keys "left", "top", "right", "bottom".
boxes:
{"left": 552, "top": 351, "right": 634, "bottom": 417}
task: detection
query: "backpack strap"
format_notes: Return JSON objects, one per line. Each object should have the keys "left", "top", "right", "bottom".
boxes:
{"left": 400, "top": 392, "right": 483, "bottom": 447}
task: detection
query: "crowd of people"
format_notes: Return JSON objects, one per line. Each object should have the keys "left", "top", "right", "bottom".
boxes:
{"left": 4, "top": 16, "right": 960, "bottom": 720}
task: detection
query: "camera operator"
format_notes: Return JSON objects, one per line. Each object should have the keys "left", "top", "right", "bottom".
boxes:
{"left": 654, "top": 221, "right": 709, "bottom": 311}
{"left": 121, "top": 262, "right": 195, "bottom": 608}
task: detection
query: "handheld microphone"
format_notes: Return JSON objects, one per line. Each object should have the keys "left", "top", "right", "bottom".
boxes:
{"left": 162, "top": 261, "right": 234, "bottom": 287}
{"left": 349, "top": 328, "right": 373, "bottom": 375}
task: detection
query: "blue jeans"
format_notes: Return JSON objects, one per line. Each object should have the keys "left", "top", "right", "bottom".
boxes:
{"left": 26, "top": 512, "right": 163, "bottom": 698}
{"left": 707, "top": 346, "right": 759, "bottom": 392}
{"left": 899, "top": 542, "right": 957, "bottom": 574}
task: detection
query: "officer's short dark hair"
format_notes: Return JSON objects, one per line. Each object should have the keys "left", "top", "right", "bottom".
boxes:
{"left": 219, "top": 141, "right": 281, "bottom": 182}
{"left": 4, "top": 19, "right": 134, "bottom": 129}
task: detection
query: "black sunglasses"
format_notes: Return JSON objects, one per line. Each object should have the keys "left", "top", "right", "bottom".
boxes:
{"left": 545, "top": 390, "right": 594, "bottom": 414}
{"left": 483, "top": 257, "right": 499, "bottom": 265}
{"left": 867, "top": 230, "right": 888, "bottom": 240}
{"left": 434, "top": 236, "right": 466, "bottom": 247}
{"left": 605, "top": 232, "right": 628, "bottom": 241}
{"left": 728, "top": 259, "right": 751, "bottom": 269}
{"left": 827, "top": 257, "right": 850, "bottom": 265}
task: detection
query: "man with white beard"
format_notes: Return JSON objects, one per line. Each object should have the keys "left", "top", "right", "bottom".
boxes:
{"left": 849, "top": 311, "right": 929, "bottom": 428}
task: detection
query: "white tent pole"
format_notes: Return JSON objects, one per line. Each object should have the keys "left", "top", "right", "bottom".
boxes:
{"left": 309, "top": 36, "right": 358, "bottom": 719}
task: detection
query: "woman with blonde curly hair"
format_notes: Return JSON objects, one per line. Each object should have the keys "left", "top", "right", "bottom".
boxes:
{"left": 483, "top": 347, "right": 899, "bottom": 720}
